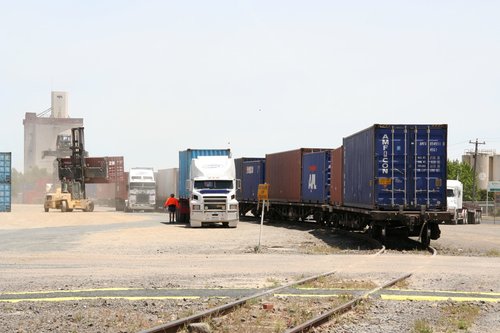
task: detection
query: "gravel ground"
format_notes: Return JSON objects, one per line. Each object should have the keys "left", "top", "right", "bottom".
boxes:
{"left": 0, "top": 205, "right": 498, "bottom": 332}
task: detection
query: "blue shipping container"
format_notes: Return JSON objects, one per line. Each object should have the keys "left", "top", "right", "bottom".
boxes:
{"left": 343, "top": 124, "right": 447, "bottom": 211}
{"left": 0, "top": 152, "right": 12, "bottom": 212}
{"left": 178, "top": 149, "right": 230, "bottom": 199}
{"left": 0, "top": 152, "right": 11, "bottom": 183}
{"left": 241, "top": 160, "right": 266, "bottom": 201}
{"left": 0, "top": 183, "right": 11, "bottom": 212}
{"left": 301, "top": 151, "right": 331, "bottom": 203}
{"left": 235, "top": 157, "right": 265, "bottom": 200}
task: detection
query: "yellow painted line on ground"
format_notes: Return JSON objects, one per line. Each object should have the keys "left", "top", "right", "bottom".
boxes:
{"left": 0, "top": 287, "right": 248, "bottom": 296}
{"left": 0, "top": 296, "right": 210, "bottom": 303}
{"left": 386, "top": 288, "right": 500, "bottom": 296}
{"left": 298, "top": 287, "right": 500, "bottom": 296}
{"left": 380, "top": 294, "right": 500, "bottom": 303}
{"left": 274, "top": 293, "right": 341, "bottom": 298}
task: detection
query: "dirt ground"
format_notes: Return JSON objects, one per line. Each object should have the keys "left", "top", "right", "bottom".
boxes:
{"left": 0, "top": 205, "right": 499, "bottom": 332}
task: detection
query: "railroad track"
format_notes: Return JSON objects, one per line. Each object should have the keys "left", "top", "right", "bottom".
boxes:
{"left": 139, "top": 222, "right": 434, "bottom": 333}
{"left": 139, "top": 272, "right": 412, "bottom": 333}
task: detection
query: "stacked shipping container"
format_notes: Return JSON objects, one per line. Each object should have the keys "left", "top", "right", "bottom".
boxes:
{"left": 0, "top": 152, "right": 12, "bottom": 212}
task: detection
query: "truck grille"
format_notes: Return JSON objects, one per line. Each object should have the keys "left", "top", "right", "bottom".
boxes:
{"left": 203, "top": 196, "right": 226, "bottom": 210}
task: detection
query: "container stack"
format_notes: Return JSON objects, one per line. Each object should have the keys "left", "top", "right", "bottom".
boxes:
{"left": 0, "top": 152, "right": 12, "bottom": 212}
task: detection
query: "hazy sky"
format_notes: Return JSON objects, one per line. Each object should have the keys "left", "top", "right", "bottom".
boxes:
{"left": 1, "top": 1, "right": 499, "bottom": 172}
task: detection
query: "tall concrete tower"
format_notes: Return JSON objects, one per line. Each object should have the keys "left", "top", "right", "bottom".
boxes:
{"left": 23, "top": 91, "right": 83, "bottom": 175}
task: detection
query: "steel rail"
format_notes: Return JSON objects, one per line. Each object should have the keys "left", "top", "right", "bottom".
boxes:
{"left": 284, "top": 272, "right": 412, "bottom": 333}
{"left": 138, "top": 270, "right": 338, "bottom": 333}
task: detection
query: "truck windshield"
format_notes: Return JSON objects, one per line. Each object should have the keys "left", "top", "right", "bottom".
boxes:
{"left": 194, "top": 180, "right": 233, "bottom": 190}
{"left": 446, "top": 189, "right": 454, "bottom": 197}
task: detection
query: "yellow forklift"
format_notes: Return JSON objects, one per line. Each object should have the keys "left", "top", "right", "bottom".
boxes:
{"left": 44, "top": 127, "right": 107, "bottom": 212}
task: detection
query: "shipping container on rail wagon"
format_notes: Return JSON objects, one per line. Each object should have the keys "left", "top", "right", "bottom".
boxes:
{"left": 241, "top": 159, "right": 266, "bottom": 201}
{"left": 235, "top": 157, "right": 265, "bottom": 201}
{"left": 330, "top": 146, "right": 343, "bottom": 206}
{"left": 343, "top": 124, "right": 448, "bottom": 211}
{"left": 0, "top": 152, "right": 12, "bottom": 212}
{"left": 265, "top": 148, "right": 332, "bottom": 202}
{"left": 301, "top": 150, "right": 331, "bottom": 204}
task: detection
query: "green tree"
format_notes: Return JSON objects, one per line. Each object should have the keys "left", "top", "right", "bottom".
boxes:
{"left": 447, "top": 160, "right": 474, "bottom": 201}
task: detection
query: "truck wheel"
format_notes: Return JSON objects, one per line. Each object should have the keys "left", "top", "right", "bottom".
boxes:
{"left": 463, "top": 210, "right": 468, "bottom": 224}
{"left": 61, "top": 201, "right": 68, "bottom": 212}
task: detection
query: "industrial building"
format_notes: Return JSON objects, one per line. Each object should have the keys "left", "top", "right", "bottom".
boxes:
{"left": 23, "top": 91, "right": 83, "bottom": 176}
{"left": 462, "top": 150, "right": 500, "bottom": 190}
{"left": 21, "top": 92, "right": 83, "bottom": 204}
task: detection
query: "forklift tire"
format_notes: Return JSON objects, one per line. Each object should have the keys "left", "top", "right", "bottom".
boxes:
{"left": 44, "top": 207, "right": 49, "bottom": 212}
{"left": 61, "top": 201, "right": 68, "bottom": 212}
{"left": 88, "top": 202, "right": 94, "bottom": 212}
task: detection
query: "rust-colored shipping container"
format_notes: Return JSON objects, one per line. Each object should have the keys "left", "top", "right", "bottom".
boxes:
{"left": 330, "top": 146, "right": 343, "bottom": 206}
{"left": 265, "top": 148, "right": 330, "bottom": 202}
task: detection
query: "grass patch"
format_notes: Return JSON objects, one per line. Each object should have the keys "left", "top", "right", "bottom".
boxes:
{"left": 413, "top": 319, "right": 433, "bottom": 333}
{"left": 300, "top": 275, "right": 377, "bottom": 290}
{"left": 485, "top": 248, "right": 500, "bottom": 257}
{"left": 440, "top": 303, "right": 480, "bottom": 331}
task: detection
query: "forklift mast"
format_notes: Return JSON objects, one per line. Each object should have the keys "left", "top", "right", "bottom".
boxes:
{"left": 71, "top": 127, "right": 87, "bottom": 199}
{"left": 57, "top": 127, "right": 108, "bottom": 200}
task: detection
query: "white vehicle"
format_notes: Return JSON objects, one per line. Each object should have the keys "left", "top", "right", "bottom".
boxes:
{"left": 125, "top": 168, "right": 156, "bottom": 212}
{"left": 447, "top": 180, "right": 481, "bottom": 224}
{"left": 187, "top": 156, "right": 239, "bottom": 228}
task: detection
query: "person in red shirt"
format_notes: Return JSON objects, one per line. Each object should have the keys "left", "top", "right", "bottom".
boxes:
{"left": 164, "top": 193, "right": 180, "bottom": 223}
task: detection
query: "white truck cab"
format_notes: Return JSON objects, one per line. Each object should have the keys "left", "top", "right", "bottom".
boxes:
{"left": 447, "top": 180, "right": 481, "bottom": 224}
{"left": 188, "top": 156, "right": 239, "bottom": 228}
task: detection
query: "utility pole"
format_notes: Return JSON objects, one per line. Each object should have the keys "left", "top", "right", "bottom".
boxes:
{"left": 469, "top": 138, "right": 486, "bottom": 202}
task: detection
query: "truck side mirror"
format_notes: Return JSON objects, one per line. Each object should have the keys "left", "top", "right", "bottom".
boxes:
{"left": 236, "top": 179, "right": 241, "bottom": 190}
{"left": 186, "top": 180, "right": 191, "bottom": 191}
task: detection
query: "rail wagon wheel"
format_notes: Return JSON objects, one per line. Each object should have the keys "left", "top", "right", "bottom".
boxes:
{"left": 420, "top": 224, "right": 431, "bottom": 247}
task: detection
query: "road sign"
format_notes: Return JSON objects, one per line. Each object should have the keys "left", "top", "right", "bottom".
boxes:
{"left": 487, "top": 181, "right": 500, "bottom": 192}
{"left": 258, "top": 184, "right": 269, "bottom": 201}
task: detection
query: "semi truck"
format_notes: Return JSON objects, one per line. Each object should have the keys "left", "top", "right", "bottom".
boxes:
{"left": 446, "top": 180, "right": 482, "bottom": 224}
{"left": 178, "top": 149, "right": 239, "bottom": 228}
{"left": 124, "top": 167, "right": 156, "bottom": 212}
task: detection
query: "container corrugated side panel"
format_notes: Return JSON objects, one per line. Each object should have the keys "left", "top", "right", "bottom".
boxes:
{"left": 344, "top": 124, "right": 447, "bottom": 211}
{"left": 178, "top": 149, "right": 230, "bottom": 199}
{"left": 0, "top": 152, "right": 12, "bottom": 183}
{"left": 236, "top": 158, "right": 265, "bottom": 200}
{"left": 266, "top": 148, "right": 329, "bottom": 202}
{"left": 343, "top": 126, "right": 376, "bottom": 209}
{"left": 330, "top": 147, "right": 343, "bottom": 206}
{"left": 266, "top": 149, "right": 303, "bottom": 202}
{"left": 0, "top": 183, "right": 12, "bottom": 212}
{"left": 301, "top": 151, "right": 331, "bottom": 203}
{"left": 242, "top": 160, "right": 266, "bottom": 201}
{"left": 373, "top": 124, "right": 447, "bottom": 211}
